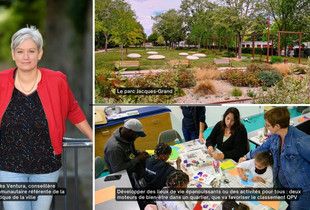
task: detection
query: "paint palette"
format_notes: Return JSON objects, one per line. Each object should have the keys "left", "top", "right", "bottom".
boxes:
{"left": 202, "top": 202, "right": 220, "bottom": 210}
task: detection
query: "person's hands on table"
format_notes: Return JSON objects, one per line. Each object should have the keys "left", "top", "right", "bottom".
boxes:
{"left": 251, "top": 176, "right": 265, "bottom": 183}
{"left": 207, "top": 146, "right": 214, "bottom": 154}
{"left": 211, "top": 152, "right": 224, "bottom": 160}
{"left": 241, "top": 174, "right": 248, "bottom": 181}
{"left": 198, "top": 133, "right": 205, "bottom": 144}
{"left": 238, "top": 155, "right": 247, "bottom": 163}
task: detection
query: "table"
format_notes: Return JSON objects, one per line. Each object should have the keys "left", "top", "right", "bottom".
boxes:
{"left": 175, "top": 139, "right": 287, "bottom": 210}
{"left": 248, "top": 113, "right": 310, "bottom": 147}
{"left": 95, "top": 170, "right": 140, "bottom": 210}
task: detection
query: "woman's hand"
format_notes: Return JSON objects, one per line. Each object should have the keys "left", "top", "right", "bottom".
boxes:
{"left": 238, "top": 155, "right": 247, "bottom": 163}
{"left": 207, "top": 146, "right": 214, "bottom": 154}
{"left": 211, "top": 152, "right": 224, "bottom": 160}
{"left": 198, "top": 133, "right": 205, "bottom": 144}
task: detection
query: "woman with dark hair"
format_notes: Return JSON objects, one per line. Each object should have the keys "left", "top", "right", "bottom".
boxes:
{"left": 205, "top": 107, "right": 249, "bottom": 162}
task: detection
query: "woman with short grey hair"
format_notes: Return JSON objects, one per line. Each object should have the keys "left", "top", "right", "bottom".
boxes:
{"left": 0, "top": 26, "right": 93, "bottom": 210}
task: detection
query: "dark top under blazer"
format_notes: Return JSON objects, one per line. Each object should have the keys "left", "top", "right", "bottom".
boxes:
{"left": 205, "top": 121, "right": 249, "bottom": 162}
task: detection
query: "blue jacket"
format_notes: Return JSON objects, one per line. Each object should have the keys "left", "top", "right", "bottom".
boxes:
{"left": 246, "top": 126, "right": 310, "bottom": 192}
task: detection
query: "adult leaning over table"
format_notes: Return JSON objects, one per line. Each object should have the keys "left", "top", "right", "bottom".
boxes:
{"left": 0, "top": 26, "right": 93, "bottom": 210}
{"left": 206, "top": 107, "right": 249, "bottom": 162}
{"left": 240, "top": 107, "right": 310, "bottom": 210}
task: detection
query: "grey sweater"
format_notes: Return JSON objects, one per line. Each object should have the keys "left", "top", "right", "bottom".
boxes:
{"left": 104, "top": 127, "right": 144, "bottom": 176}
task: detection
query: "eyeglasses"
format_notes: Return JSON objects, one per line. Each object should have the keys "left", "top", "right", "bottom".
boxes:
{"left": 265, "top": 123, "right": 272, "bottom": 128}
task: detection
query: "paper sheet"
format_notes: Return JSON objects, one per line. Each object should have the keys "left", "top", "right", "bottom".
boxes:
{"left": 173, "top": 144, "right": 184, "bottom": 151}
{"left": 220, "top": 160, "right": 235, "bottom": 170}
{"left": 146, "top": 150, "right": 155, "bottom": 156}
{"left": 258, "top": 200, "right": 280, "bottom": 210}
{"left": 241, "top": 174, "right": 254, "bottom": 186}
{"left": 95, "top": 185, "right": 115, "bottom": 205}
{"left": 227, "top": 167, "right": 239, "bottom": 176}
{"left": 168, "top": 147, "right": 179, "bottom": 160}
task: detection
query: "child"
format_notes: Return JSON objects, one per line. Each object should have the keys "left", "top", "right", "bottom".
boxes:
{"left": 156, "top": 170, "right": 203, "bottom": 210}
{"left": 145, "top": 143, "right": 181, "bottom": 189}
{"left": 237, "top": 151, "right": 273, "bottom": 187}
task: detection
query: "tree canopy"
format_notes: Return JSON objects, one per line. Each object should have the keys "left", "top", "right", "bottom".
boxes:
{"left": 95, "top": 0, "right": 146, "bottom": 58}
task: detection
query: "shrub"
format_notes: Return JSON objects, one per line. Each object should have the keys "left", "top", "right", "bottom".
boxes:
{"left": 195, "top": 65, "right": 221, "bottom": 81}
{"left": 222, "top": 51, "right": 235, "bottom": 57}
{"left": 272, "top": 63, "right": 290, "bottom": 76}
{"left": 253, "top": 73, "right": 310, "bottom": 104}
{"left": 227, "top": 70, "right": 261, "bottom": 87}
{"left": 176, "top": 68, "right": 196, "bottom": 87}
{"left": 95, "top": 68, "right": 196, "bottom": 103}
{"left": 257, "top": 70, "right": 283, "bottom": 87}
{"left": 200, "top": 49, "right": 211, "bottom": 54}
{"left": 270, "top": 56, "right": 283, "bottom": 64}
{"left": 247, "top": 63, "right": 276, "bottom": 73}
{"left": 231, "top": 87, "right": 242, "bottom": 96}
{"left": 292, "top": 65, "right": 309, "bottom": 75}
{"left": 247, "top": 89, "right": 257, "bottom": 98}
{"left": 193, "top": 80, "right": 217, "bottom": 95}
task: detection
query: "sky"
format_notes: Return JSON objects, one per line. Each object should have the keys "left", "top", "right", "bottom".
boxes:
{"left": 125, "top": 0, "right": 182, "bottom": 37}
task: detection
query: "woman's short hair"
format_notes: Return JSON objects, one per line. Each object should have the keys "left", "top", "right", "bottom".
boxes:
{"left": 264, "top": 107, "right": 290, "bottom": 128}
{"left": 11, "top": 26, "right": 43, "bottom": 51}
{"left": 221, "top": 107, "right": 243, "bottom": 134}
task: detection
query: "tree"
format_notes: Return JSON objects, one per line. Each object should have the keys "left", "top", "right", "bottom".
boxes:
{"left": 147, "top": 32, "right": 159, "bottom": 45}
{"left": 0, "top": 0, "right": 45, "bottom": 60}
{"left": 180, "top": 0, "right": 216, "bottom": 51}
{"left": 95, "top": 0, "right": 114, "bottom": 52}
{"left": 128, "top": 21, "right": 146, "bottom": 47}
{"left": 152, "top": 9, "right": 185, "bottom": 49}
{"left": 269, "top": 0, "right": 310, "bottom": 55}
{"left": 218, "top": 0, "right": 267, "bottom": 58}
{"left": 109, "top": 0, "right": 139, "bottom": 60}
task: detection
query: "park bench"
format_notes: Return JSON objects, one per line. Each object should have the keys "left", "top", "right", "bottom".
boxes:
{"left": 169, "top": 60, "right": 190, "bottom": 68}
{"left": 213, "top": 59, "right": 232, "bottom": 67}
{"left": 114, "top": 61, "right": 140, "bottom": 71}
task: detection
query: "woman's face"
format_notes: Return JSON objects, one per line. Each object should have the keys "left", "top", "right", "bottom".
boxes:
{"left": 225, "top": 113, "right": 235, "bottom": 128}
{"left": 11, "top": 39, "right": 43, "bottom": 72}
{"left": 265, "top": 119, "right": 278, "bottom": 134}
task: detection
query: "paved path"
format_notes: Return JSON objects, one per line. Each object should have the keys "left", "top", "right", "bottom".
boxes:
{"left": 117, "top": 67, "right": 248, "bottom": 77}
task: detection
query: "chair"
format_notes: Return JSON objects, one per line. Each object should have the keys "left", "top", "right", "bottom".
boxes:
{"left": 131, "top": 172, "right": 147, "bottom": 189}
{"left": 296, "top": 120, "right": 310, "bottom": 135}
{"left": 302, "top": 107, "right": 310, "bottom": 115}
{"left": 157, "top": 129, "right": 182, "bottom": 144}
{"left": 95, "top": 156, "right": 106, "bottom": 178}
{"left": 246, "top": 139, "right": 251, "bottom": 152}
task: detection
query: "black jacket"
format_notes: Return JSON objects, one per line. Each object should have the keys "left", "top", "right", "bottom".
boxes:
{"left": 205, "top": 121, "right": 249, "bottom": 162}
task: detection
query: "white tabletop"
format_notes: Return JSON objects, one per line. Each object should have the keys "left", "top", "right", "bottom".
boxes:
{"left": 176, "top": 139, "right": 287, "bottom": 210}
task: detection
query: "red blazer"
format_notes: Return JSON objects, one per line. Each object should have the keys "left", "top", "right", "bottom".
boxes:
{"left": 0, "top": 67, "right": 86, "bottom": 155}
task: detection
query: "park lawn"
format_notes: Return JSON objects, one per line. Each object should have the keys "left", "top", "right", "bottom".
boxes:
{"left": 95, "top": 47, "right": 251, "bottom": 73}
{"left": 242, "top": 53, "right": 308, "bottom": 65}
{"left": 95, "top": 48, "right": 307, "bottom": 73}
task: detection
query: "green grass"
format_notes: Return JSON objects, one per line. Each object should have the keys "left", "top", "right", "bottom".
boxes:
{"left": 95, "top": 47, "right": 308, "bottom": 73}
{"left": 242, "top": 53, "right": 308, "bottom": 65}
